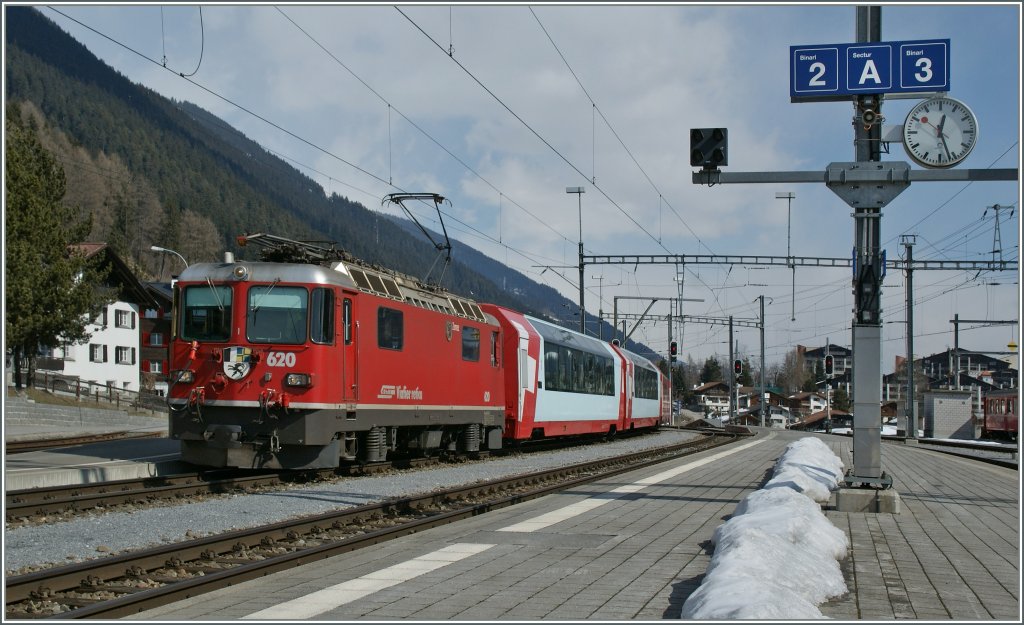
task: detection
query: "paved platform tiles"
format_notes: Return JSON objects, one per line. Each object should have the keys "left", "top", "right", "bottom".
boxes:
{"left": 122, "top": 429, "right": 1018, "bottom": 621}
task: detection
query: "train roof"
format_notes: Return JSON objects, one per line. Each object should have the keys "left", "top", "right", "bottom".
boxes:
{"left": 177, "top": 258, "right": 489, "bottom": 325}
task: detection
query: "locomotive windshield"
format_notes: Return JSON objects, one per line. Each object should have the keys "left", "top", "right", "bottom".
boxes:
{"left": 181, "top": 284, "right": 233, "bottom": 341}
{"left": 247, "top": 285, "right": 308, "bottom": 344}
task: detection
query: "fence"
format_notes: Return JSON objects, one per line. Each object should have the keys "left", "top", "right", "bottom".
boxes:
{"left": 10, "top": 370, "right": 167, "bottom": 414}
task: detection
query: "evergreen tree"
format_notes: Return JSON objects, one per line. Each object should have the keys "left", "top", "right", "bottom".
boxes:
{"left": 4, "top": 103, "right": 109, "bottom": 388}
{"left": 701, "top": 357, "right": 723, "bottom": 384}
{"left": 739, "top": 357, "right": 754, "bottom": 387}
{"left": 832, "top": 387, "right": 851, "bottom": 412}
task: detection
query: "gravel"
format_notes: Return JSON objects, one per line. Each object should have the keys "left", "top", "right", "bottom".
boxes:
{"left": 4, "top": 429, "right": 700, "bottom": 574}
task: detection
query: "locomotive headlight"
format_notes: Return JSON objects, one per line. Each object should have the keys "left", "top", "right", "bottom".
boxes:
{"left": 172, "top": 369, "right": 195, "bottom": 384}
{"left": 284, "top": 372, "right": 314, "bottom": 388}
{"left": 232, "top": 264, "right": 249, "bottom": 280}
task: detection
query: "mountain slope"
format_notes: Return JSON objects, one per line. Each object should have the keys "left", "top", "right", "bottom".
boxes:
{"left": 4, "top": 6, "right": 654, "bottom": 356}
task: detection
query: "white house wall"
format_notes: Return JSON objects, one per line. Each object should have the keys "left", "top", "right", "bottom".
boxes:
{"left": 57, "top": 301, "right": 141, "bottom": 392}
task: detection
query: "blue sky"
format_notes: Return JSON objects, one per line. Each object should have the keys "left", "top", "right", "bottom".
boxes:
{"left": 20, "top": 2, "right": 1021, "bottom": 373}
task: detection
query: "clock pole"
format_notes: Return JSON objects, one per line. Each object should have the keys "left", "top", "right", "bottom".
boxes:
{"left": 847, "top": 5, "right": 887, "bottom": 486}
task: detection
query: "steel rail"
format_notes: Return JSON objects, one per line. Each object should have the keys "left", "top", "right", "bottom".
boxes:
{"left": 5, "top": 432, "right": 163, "bottom": 455}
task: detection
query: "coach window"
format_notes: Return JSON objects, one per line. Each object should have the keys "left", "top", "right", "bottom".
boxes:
{"left": 378, "top": 307, "right": 403, "bottom": 350}
{"left": 462, "top": 326, "right": 481, "bottom": 362}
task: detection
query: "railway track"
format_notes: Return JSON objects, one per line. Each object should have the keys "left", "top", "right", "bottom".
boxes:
{"left": 4, "top": 430, "right": 740, "bottom": 619}
{"left": 4, "top": 429, "right": 663, "bottom": 524}
{"left": 5, "top": 432, "right": 164, "bottom": 455}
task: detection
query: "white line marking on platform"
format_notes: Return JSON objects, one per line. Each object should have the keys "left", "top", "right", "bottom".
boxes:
{"left": 496, "top": 437, "right": 767, "bottom": 533}
{"left": 241, "top": 543, "right": 495, "bottom": 620}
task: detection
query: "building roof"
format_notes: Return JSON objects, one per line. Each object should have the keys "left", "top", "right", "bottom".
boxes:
{"left": 791, "top": 408, "right": 851, "bottom": 428}
{"left": 72, "top": 242, "right": 159, "bottom": 308}
{"left": 694, "top": 381, "right": 729, "bottom": 394}
{"left": 789, "top": 391, "right": 825, "bottom": 400}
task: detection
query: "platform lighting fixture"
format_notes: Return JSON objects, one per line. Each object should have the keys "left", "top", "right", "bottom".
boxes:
{"left": 150, "top": 245, "right": 189, "bottom": 269}
{"left": 566, "top": 186, "right": 586, "bottom": 333}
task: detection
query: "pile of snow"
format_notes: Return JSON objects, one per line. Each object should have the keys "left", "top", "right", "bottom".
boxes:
{"left": 681, "top": 437, "right": 849, "bottom": 620}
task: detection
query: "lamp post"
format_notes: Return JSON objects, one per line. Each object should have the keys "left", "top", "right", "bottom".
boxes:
{"left": 566, "top": 186, "right": 585, "bottom": 333}
{"left": 591, "top": 275, "right": 621, "bottom": 341}
{"left": 775, "top": 191, "right": 796, "bottom": 321}
{"left": 150, "top": 245, "right": 189, "bottom": 272}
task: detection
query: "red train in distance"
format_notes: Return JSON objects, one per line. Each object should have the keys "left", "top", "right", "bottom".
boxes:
{"left": 982, "top": 388, "right": 1019, "bottom": 441}
{"left": 166, "top": 233, "right": 669, "bottom": 469}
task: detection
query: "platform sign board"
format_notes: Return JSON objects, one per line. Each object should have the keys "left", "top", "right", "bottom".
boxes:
{"left": 790, "top": 38, "right": 949, "bottom": 101}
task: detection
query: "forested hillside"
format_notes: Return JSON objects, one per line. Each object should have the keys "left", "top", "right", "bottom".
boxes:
{"left": 4, "top": 6, "right": 646, "bottom": 352}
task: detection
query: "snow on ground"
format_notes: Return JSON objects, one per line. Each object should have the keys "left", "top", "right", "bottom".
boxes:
{"left": 680, "top": 437, "right": 849, "bottom": 620}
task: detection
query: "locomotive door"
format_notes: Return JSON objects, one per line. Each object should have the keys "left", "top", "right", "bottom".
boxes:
{"left": 341, "top": 294, "right": 357, "bottom": 401}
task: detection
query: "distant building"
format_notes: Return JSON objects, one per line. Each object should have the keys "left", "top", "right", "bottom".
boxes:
{"left": 923, "top": 389, "right": 975, "bottom": 440}
{"left": 884, "top": 348, "right": 1018, "bottom": 433}
{"left": 788, "top": 391, "right": 827, "bottom": 419}
{"left": 798, "top": 344, "right": 852, "bottom": 396}
{"left": 140, "top": 282, "right": 173, "bottom": 396}
{"left": 693, "top": 381, "right": 730, "bottom": 417}
{"left": 39, "top": 243, "right": 158, "bottom": 393}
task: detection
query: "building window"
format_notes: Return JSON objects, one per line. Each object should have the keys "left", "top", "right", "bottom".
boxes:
{"left": 115, "top": 309, "right": 135, "bottom": 329}
{"left": 144, "top": 309, "right": 159, "bottom": 319}
{"left": 116, "top": 346, "right": 135, "bottom": 365}
{"left": 150, "top": 333, "right": 163, "bottom": 346}
{"left": 149, "top": 360, "right": 162, "bottom": 373}
{"left": 90, "top": 344, "right": 107, "bottom": 363}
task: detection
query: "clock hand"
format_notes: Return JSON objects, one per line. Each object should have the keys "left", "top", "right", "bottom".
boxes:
{"left": 940, "top": 133, "right": 952, "bottom": 159}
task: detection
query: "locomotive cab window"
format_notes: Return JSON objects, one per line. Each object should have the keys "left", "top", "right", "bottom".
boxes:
{"left": 247, "top": 285, "right": 307, "bottom": 344}
{"left": 378, "top": 307, "right": 403, "bottom": 350}
{"left": 310, "top": 288, "right": 335, "bottom": 345}
{"left": 181, "top": 285, "right": 233, "bottom": 341}
{"left": 462, "top": 326, "right": 480, "bottom": 362}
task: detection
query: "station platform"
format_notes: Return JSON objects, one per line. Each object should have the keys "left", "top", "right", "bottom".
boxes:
{"left": 3, "top": 391, "right": 185, "bottom": 490}
{"left": 122, "top": 428, "right": 1020, "bottom": 621}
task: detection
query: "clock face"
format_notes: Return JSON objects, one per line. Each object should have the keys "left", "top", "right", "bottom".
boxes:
{"left": 902, "top": 96, "right": 978, "bottom": 169}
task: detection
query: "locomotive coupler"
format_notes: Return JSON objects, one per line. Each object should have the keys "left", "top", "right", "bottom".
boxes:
{"left": 256, "top": 388, "right": 280, "bottom": 424}
{"left": 269, "top": 433, "right": 281, "bottom": 454}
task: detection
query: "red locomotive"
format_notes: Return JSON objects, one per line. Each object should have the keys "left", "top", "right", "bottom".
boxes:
{"left": 167, "top": 233, "right": 669, "bottom": 469}
{"left": 982, "top": 388, "right": 1019, "bottom": 441}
